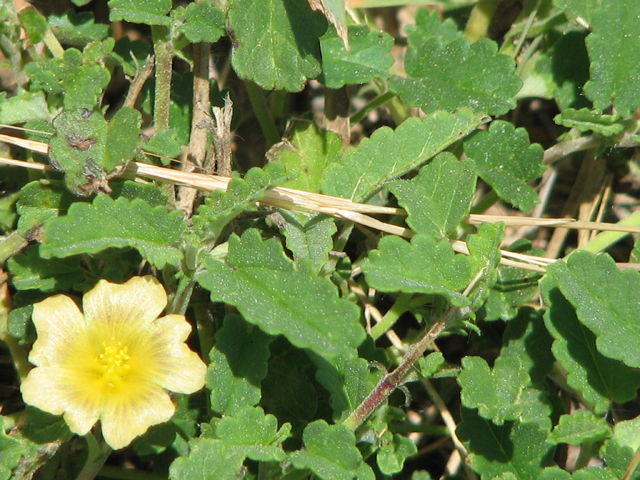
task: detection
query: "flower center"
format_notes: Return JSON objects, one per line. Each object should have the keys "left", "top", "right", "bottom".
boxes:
{"left": 97, "top": 341, "right": 131, "bottom": 386}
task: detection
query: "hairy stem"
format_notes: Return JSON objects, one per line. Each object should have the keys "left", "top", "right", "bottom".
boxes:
{"left": 245, "top": 81, "right": 280, "bottom": 148}
{"left": 343, "top": 309, "right": 455, "bottom": 430}
{"left": 151, "top": 25, "right": 173, "bottom": 132}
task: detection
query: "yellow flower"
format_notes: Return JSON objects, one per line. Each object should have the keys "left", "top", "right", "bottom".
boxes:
{"left": 20, "top": 276, "right": 207, "bottom": 450}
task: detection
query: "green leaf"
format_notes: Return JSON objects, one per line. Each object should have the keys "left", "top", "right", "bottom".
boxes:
{"left": 169, "top": 438, "right": 246, "bottom": 480}
{"left": 0, "top": 417, "right": 25, "bottom": 480}
{"left": 49, "top": 11, "right": 109, "bottom": 46}
{"left": 418, "top": 351, "right": 445, "bottom": 378}
{"left": 548, "top": 411, "right": 611, "bottom": 445}
{"left": 194, "top": 163, "right": 291, "bottom": 241}
{"left": 144, "top": 129, "right": 183, "bottom": 161}
{"left": 464, "top": 120, "right": 544, "bottom": 212}
{"left": 49, "top": 107, "right": 141, "bottom": 196}
{"left": 261, "top": 340, "right": 319, "bottom": 432}
{"left": 457, "top": 408, "right": 554, "bottom": 479}
{"left": 388, "top": 152, "right": 476, "bottom": 239}
{"left": 540, "top": 276, "right": 640, "bottom": 413}
{"left": 228, "top": 0, "right": 326, "bottom": 92}
{"left": 108, "top": 0, "right": 172, "bottom": 25}
{"left": 583, "top": 1, "right": 640, "bottom": 116}
{"left": 177, "top": 2, "right": 225, "bottom": 43}
{"left": 20, "top": 406, "right": 73, "bottom": 444}
{"left": 7, "top": 245, "right": 82, "bottom": 292}
{"left": 318, "top": 25, "right": 394, "bottom": 89}
{"left": 216, "top": 406, "right": 289, "bottom": 461}
{"left": 482, "top": 240, "right": 543, "bottom": 321}
{"left": 465, "top": 222, "right": 504, "bottom": 310}
{"left": 267, "top": 120, "right": 343, "bottom": 193}
{"left": 376, "top": 431, "right": 418, "bottom": 475}
{"left": 405, "top": 8, "right": 461, "bottom": 46}
{"left": 198, "top": 229, "right": 364, "bottom": 359}
{"left": 501, "top": 307, "right": 554, "bottom": 387}
{"left": 207, "top": 314, "right": 272, "bottom": 415}
{"left": 309, "top": 0, "right": 348, "bottom": 50}
{"left": 601, "top": 416, "right": 640, "bottom": 480}
{"left": 0, "top": 91, "right": 51, "bottom": 125}
{"left": 278, "top": 211, "right": 337, "bottom": 272}
{"left": 554, "top": 108, "right": 624, "bottom": 136}
{"left": 548, "top": 251, "right": 640, "bottom": 368}
{"left": 16, "top": 180, "right": 81, "bottom": 236}
{"left": 25, "top": 48, "right": 111, "bottom": 109}
{"left": 457, "top": 356, "right": 530, "bottom": 425}
{"left": 40, "top": 195, "right": 185, "bottom": 269}
{"left": 7, "top": 305, "right": 36, "bottom": 345}
{"left": 322, "top": 108, "right": 487, "bottom": 202}
{"left": 389, "top": 18, "right": 521, "bottom": 115}
{"left": 18, "top": 8, "right": 47, "bottom": 44}
{"left": 361, "top": 234, "right": 473, "bottom": 306}
{"left": 553, "top": 0, "right": 601, "bottom": 24}
{"left": 289, "top": 420, "right": 363, "bottom": 480}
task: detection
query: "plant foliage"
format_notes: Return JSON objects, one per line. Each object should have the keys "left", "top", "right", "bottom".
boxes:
{"left": 2, "top": 1, "right": 640, "bottom": 479}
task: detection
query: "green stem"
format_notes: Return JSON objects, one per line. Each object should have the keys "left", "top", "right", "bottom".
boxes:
{"left": 76, "top": 432, "right": 111, "bottom": 480}
{"left": 0, "top": 231, "right": 28, "bottom": 264}
{"left": 168, "top": 277, "right": 197, "bottom": 316}
{"left": 43, "top": 27, "right": 64, "bottom": 58}
{"left": 464, "top": 0, "right": 499, "bottom": 43}
{"left": 193, "top": 302, "right": 215, "bottom": 361}
{"left": 151, "top": 25, "right": 173, "bottom": 132}
{"left": 350, "top": 91, "right": 396, "bottom": 125}
{"left": 370, "top": 293, "right": 412, "bottom": 340}
{"left": 575, "top": 209, "right": 640, "bottom": 255}
{"left": 245, "top": 81, "right": 280, "bottom": 148}
{"left": 511, "top": 0, "right": 542, "bottom": 62}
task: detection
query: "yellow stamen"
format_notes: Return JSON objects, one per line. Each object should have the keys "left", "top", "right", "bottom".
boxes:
{"left": 97, "top": 341, "right": 131, "bottom": 386}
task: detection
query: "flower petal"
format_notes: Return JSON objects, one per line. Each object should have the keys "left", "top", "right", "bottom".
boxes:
{"left": 83, "top": 276, "right": 168, "bottom": 341}
{"left": 129, "top": 314, "right": 207, "bottom": 394}
{"left": 21, "top": 366, "right": 101, "bottom": 435}
{"left": 29, "top": 294, "right": 88, "bottom": 368}
{"left": 100, "top": 383, "right": 175, "bottom": 450}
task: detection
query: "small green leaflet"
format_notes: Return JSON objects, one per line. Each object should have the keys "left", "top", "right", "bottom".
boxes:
{"left": 322, "top": 108, "right": 488, "bottom": 202}
{"left": 548, "top": 251, "right": 640, "bottom": 368}
{"left": 108, "top": 0, "right": 172, "bottom": 25}
{"left": 464, "top": 120, "right": 544, "bottom": 212}
{"left": 548, "top": 411, "right": 611, "bottom": 446}
{"left": 49, "top": 108, "right": 141, "bottom": 196}
{"left": 361, "top": 234, "right": 472, "bottom": 307}
{"left": 388, "top": 152, "right": 476, "bottom": 239}
{"left": 318, "top": 25, "right": 394, "bottom": 89}
{"left": 289, "top": 420, "right": 364, "bottom": 480}
{"left": 267, "top": 121, "right": 342, "bottom": 193}
{"left": 207, "top": 315, "right": 272, "bottom": 415}
{"left": 194, "top": 163, "right": 291, "bottom": 241}
{"left": 583, "top": 1, "right": 640, "bottom": 116}
{"left": 40, "top": 195, "right": 185, "bottom": 269}
{"left": 376, "top": 431, "right": 418, "bottom": 475}
{"left": 169, "top": 438, "right": 246, "bottom": 480}
{"left": 215, "top": 406, "right": 289, "bottom": 462}
{"left": 278, "top": 211, "right": 337, "bottom": 272}
{"left": 229, "top": 0, "right": 326, "bottom": 92}
{"left": 198, "top": 229, "right": 364, "bottom": 359}
{"left": 541, "top": 275, "right": 640, "bottom": 413}
{"left": 177, "top": 2, "right": 225, "bottom": 43}
{"left": 457, "top": 356, "right": 530, "bottom": 425}
{"left": 554, "top": 108, "right": 624, "bottom": 136}
{"left": 457, "top": 407, "right": 554, "bottom": 479}
{"left": 388, "top": 13, "right": 521, "bottom": 116}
